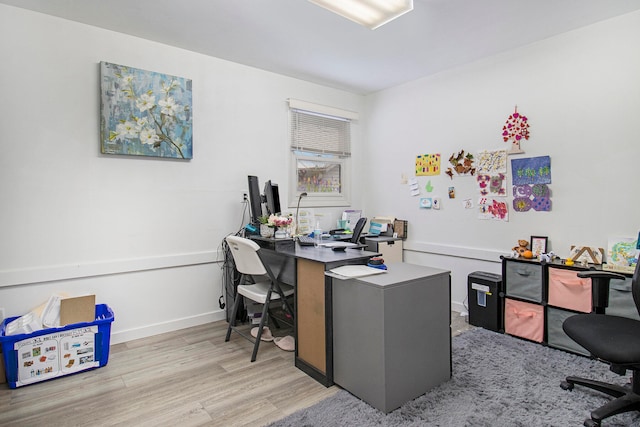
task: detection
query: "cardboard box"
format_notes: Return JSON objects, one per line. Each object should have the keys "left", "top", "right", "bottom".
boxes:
{"left": 60, "top": 295, "right": 96, "bottom": 326}
{"left": 393, "top": 219, "right": 408, "bottom": 239}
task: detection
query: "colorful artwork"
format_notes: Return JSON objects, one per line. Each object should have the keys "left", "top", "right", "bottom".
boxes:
{"left": 511, "top": 156, "right": 551, "bottom": 185}
{"left": 502, "top": 106, "right": 530, "bottom": 153}
{"left": 477, "top": 173, "right": 506, "bottom": 197}
{"left": 605, "top": 236, "right": 639, "bottom": 273}
{"left": 445, "top": 150, "right": 475, "bottom": 179}
{"left": 419, "top": 198, "right": 432, "bottom": 208}
{"left": 100, "top": 62, "right": 193, "bottom": 159}
{"left": 477, "top": 149, "right": 507, "bottom": 173}
{"left": 415, "top": 154, "right": 441, "bottom": 176}
{"left": 513, "top": 184, "right": 551, "bottom": 212}
{"left": 478, "top": 198, "right": 509, "bottom": 221}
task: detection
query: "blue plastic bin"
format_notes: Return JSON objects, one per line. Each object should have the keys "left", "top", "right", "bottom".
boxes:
{"left": 1, "top": 304, "right": 114, "bottom": 388}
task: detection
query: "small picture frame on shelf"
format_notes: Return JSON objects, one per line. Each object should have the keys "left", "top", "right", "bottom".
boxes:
{"left": 530, "top": 236, "right": 548, "bottom": 257}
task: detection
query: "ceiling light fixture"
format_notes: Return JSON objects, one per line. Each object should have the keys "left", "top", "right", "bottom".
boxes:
{"left": 309, "top": 0, "right": 413, "bottom": 30}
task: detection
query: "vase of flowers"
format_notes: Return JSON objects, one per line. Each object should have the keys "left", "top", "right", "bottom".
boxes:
{"left": 271, "top": 214, "right": 294, "bottom": 239}
{"left": 258, "top": 216, "right": 274, "bottom": 238}
{"left": 259, "top": 214, "right": 293, "bottom": 238}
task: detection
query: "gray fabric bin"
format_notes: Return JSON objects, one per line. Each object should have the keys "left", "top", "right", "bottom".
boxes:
{"left": 607, "top": 277, "right": 640, "bottom": 321}
{"left": 546, "top": 307, "right": 590, "bottom": 357}
{"left": 504, "top": 260, "right": 543, "bottom": 303}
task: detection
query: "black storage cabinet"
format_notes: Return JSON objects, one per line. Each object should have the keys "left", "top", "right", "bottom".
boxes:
{"left": 467, "top": 271, "right": 503, "bottom": 332}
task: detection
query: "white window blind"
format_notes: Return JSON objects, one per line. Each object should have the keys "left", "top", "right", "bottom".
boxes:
{"left": 290, "top": 109, "right": 351, "bottom": 157}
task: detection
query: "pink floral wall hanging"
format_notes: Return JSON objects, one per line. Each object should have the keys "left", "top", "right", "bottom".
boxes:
{"left": 502, "top": 106, "right": 530, "bottom": 154}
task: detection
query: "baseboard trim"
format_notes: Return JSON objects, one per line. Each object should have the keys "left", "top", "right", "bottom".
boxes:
{"left": 110, "top": 310, "right": 227, "bottom": 344}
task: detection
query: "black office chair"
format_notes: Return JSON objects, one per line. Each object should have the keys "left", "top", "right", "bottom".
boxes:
{"left": 348, "top": 217, "right": 367, "bottom": 247}
{"left": 561, "top": 261, "right": 640, "bottom": 427}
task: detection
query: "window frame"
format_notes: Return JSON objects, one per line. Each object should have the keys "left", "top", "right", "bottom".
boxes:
{"left": 287, "top": 99, "right": 357, "bottom": 208}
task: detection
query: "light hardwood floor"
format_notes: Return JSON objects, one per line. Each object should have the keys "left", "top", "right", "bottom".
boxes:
{"left": 0, "top": 313, "right": 472, "bottom": 427}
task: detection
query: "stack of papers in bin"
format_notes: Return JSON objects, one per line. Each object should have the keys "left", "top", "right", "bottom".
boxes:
{"left": 329, "top": 265, "right": 387, "bottom": 278}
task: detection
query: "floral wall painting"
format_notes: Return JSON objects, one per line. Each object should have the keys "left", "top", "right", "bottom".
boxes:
{"left": 100, "top": 62, "right": 193, "bottom": 159}
{"left": 502, "top": 106, "right": 530, "bottom": 154}
{"left": 415, "top": 154, "right": 441, "bottom": 176}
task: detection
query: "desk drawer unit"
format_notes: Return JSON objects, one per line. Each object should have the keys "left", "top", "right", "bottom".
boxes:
{"left": 546, "top": 306, "right": 590, "bottom": 356}
{"left": 607, "top": 277, "right": 640, "bottom": 321}
{"left": 547, "top": 267, "right": 592, "bottom": 313}
{"left": 504, "top": 260, "right": 543, "bottom": 303}
{"left": 504, "top": 298, "right": 544, "bottom": 343}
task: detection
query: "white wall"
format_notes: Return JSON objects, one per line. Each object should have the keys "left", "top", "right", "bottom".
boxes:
{"left": 363, "top": 11, "right": 640, "bottom": 310}
{"left": 0, "top": 5, "right": 365, "bottom": 342}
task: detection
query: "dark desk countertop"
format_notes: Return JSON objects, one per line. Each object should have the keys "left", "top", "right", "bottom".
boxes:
{"left": 276, "top": 244, "right": 380, "bottom": 264}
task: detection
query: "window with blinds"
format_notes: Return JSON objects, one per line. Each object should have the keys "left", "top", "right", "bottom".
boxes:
{"left": 290, "top": 109, "right": 351, "bottom": 157}
{"left": 288, "top": 99, "right": 357, "bottom": 207}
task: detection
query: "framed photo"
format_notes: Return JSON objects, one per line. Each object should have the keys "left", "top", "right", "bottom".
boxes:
{"left": 530, "top": 236, "right": 548, "bottom": 257}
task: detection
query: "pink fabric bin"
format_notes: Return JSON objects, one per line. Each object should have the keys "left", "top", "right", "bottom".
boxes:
{"left": 547, "top": 267, "right": 592, "bottom": 313}
{"left": 504, "top": 298, "right": 544, "bottom": 342}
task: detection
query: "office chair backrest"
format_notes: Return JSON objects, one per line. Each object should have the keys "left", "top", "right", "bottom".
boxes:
{"left": 350, "top": 217, "right": 367, "bottom": 244}
{"left": 632, "top": 261, "right": 640, "bottom": 317}
{"left": 226, "top": 235, "right": 267, "bottom": 276}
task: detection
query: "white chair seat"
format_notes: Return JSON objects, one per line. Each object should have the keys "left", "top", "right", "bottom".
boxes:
{"left": 238, "top": 281, "right": 294, "bottom": 304}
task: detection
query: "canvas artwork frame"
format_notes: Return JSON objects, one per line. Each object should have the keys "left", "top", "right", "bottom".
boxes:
{"left": 530, "top": 236, "right": 548, "bottom": 257}
{"left": 100, "top": 61, "right": 193, "bottom": 159}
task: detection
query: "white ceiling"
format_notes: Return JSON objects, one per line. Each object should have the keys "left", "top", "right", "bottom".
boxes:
{"left": 3, "top": 0, "right": 640, "bottom": 95}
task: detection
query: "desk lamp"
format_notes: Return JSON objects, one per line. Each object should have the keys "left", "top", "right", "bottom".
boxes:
{"left": 295, "top": 192, "right": 307, "bottom": 236}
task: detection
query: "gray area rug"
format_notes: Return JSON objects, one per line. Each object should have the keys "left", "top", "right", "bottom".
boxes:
{"left": 269, "top": 328, "right": 640, "bottom": 426}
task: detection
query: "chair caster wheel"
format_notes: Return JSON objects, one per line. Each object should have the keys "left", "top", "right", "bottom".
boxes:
{"left": 560, "top": 381, "right": 574, "bottom": 391}
{"left": 584, "top": 419, "right": 600, "bottom": 427}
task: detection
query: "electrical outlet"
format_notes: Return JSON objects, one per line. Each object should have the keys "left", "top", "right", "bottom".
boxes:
{"left": 241, "top": 190, "right": 248, "bottom": 203}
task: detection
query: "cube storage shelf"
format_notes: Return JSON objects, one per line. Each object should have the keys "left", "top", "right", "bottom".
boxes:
{"left": 1, "top": 304, "right": 114, "bottom": 389}
{"left": 499, "top": 257, "right": 635, "bottom": 356}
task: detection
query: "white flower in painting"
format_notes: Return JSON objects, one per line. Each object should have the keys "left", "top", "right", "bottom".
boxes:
{"left": 139, "top": 128, "right": 160, "bottom": 146}
{"left": 117, "top": 121, "right": 138, "bottom": 138}
{"left": 159, "top": 97, "right": 178, "bottom": 116}
{"left": 120, "top": 74, "right": 135, "bottom": 85}
{"left": 133, "top": 116, "right": 149, "bottom": 131}
{"left": 136, "top": 93, "right": 156, "bottom": 112}
{"left": 161, "top": 80, "right": 179, "bottom": 94}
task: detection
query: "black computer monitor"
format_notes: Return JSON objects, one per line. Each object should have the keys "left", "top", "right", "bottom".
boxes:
{"left": 264, "top": 180, "right": 281, "bottom": 215}
{"left": 247, "top": 175, "right": 263, "bottom": 225}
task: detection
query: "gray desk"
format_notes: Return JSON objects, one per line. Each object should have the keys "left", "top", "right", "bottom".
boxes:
{"left": 331, "top": 262, "right": 451, "bottom": 412}
{"left": 253, "top": 237, "right": 380, "bottom": 386}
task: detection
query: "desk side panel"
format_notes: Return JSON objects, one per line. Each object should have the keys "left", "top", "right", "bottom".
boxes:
{"left": 296, "top": 259, "right": 326, "bottom": 374}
